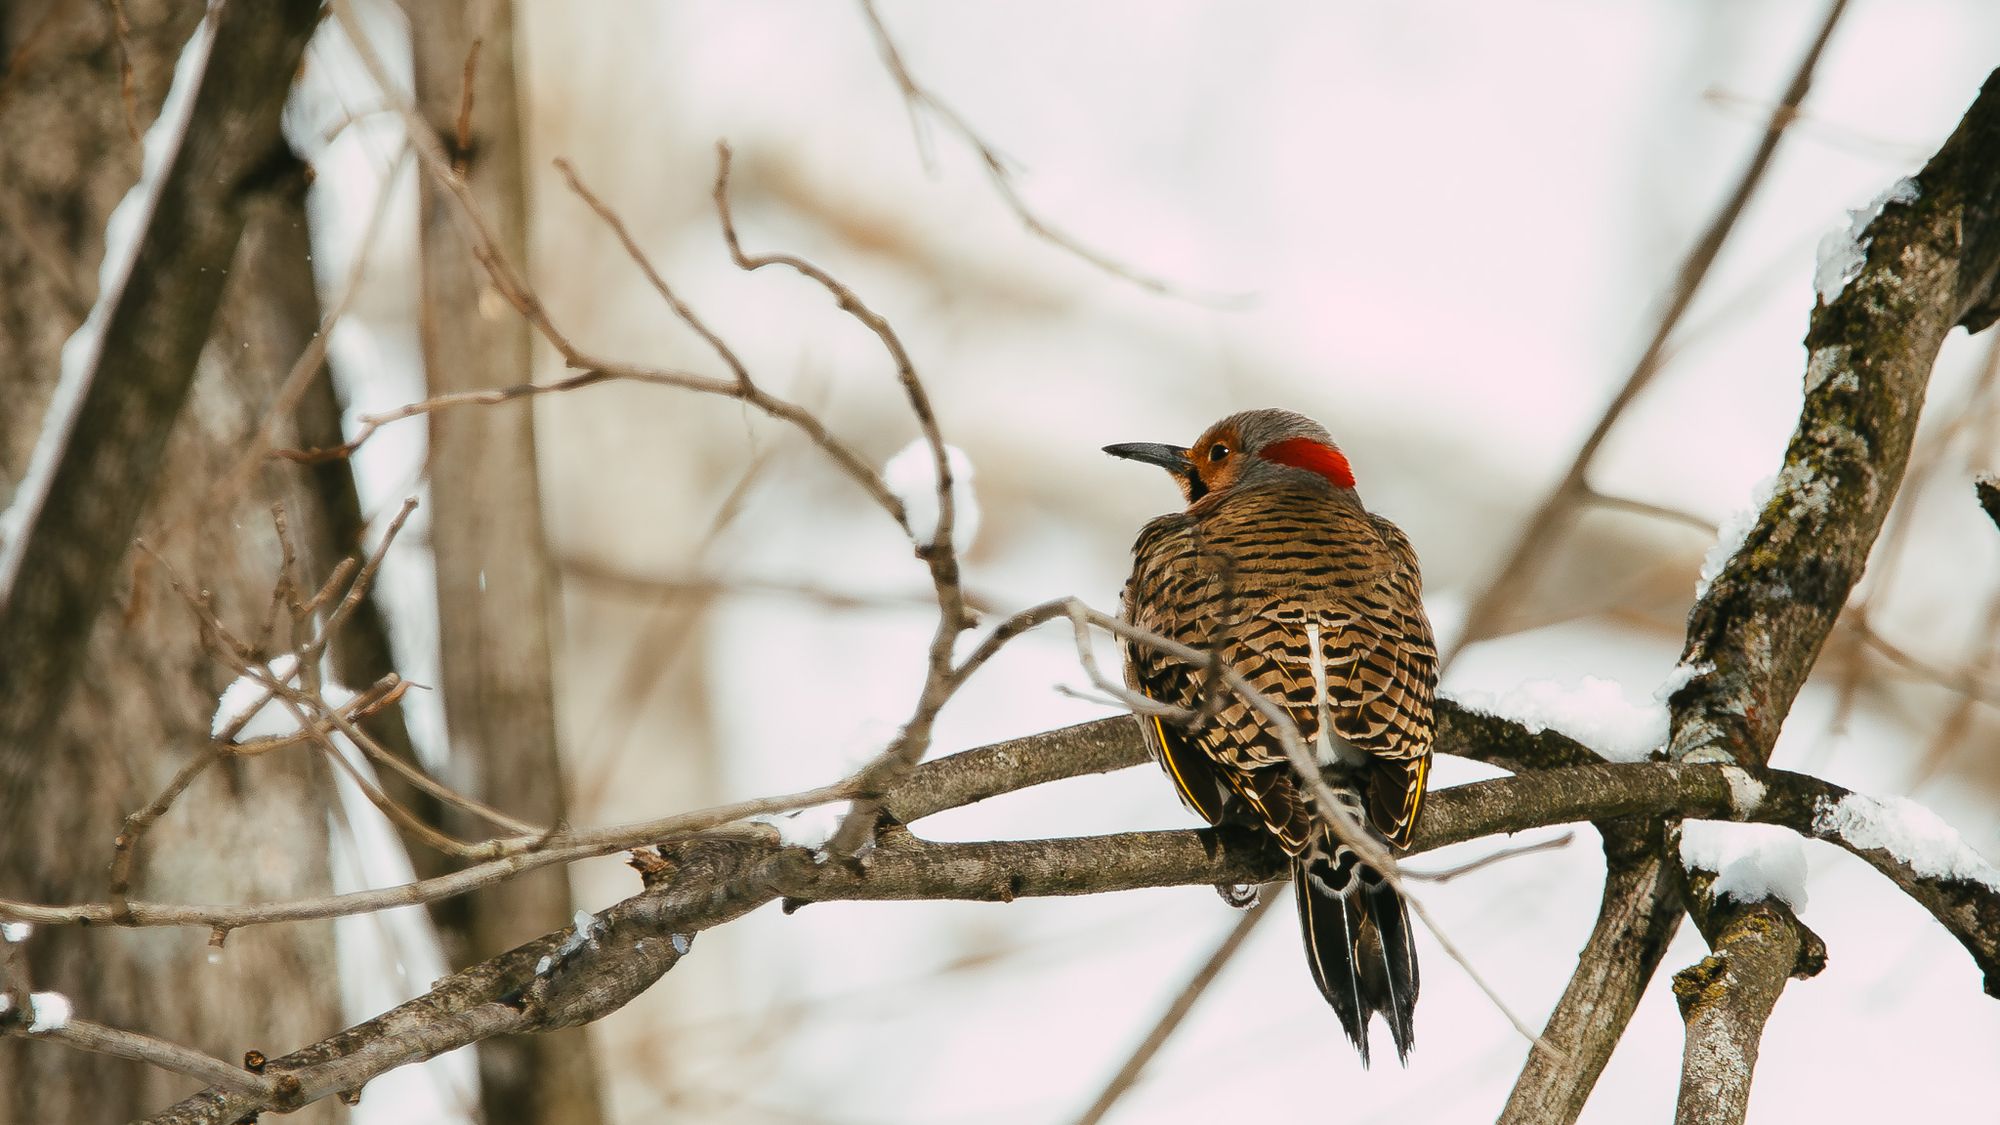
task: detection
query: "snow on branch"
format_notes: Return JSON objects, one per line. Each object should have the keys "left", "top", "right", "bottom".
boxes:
{"left": 16, "top": 6, "right": 1996, "bottom": 1118}
{"left": 1671, "top": 65, "right": 2000, "bottom": 770}
{"left": 88, "top": 721, "right": 2000, "bottom": 1123}
{"left": 1813, "top": 177, "right": 1921, "bottom": 304}
{"left": 1813, "top": 793, "right": 2000, "bottom": 892}
{"left": 1449, "top": 662, "right": 1707, "bottom": 764}
{"left": 1495, "top": 8, "right": 1859, "bottom": 1117}
{"left": 1681, "top": 821, "right": 1811, "bottom": 911}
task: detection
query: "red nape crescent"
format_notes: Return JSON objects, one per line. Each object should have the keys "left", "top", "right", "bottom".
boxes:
{"left": 1262, "top": 437, "right": 1356, "bottom": 489}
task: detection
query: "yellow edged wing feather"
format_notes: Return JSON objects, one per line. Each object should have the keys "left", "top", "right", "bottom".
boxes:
{"left": 1149, "top": 713, "right": 1227, "bottom": 825}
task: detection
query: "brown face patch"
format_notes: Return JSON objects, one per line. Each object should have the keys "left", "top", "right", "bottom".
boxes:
{"left": 1186, "top": 420, "right": 1247, "bottom": 499}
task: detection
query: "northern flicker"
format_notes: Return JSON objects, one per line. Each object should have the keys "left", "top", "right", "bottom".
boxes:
{"left": 1106, "top": 408, "right": 1437, "bottom": 1065}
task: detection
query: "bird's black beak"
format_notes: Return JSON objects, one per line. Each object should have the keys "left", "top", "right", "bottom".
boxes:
{"left": 1103, "top": 442, "right": 1194, "bottom": 474}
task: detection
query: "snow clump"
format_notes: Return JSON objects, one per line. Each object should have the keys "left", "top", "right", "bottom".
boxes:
{"left": 1813, "top": 177, "right": 1919, "bottom": 304}
{"left": 752, "top": 802, "right": 853, "bottom": 857}
{"left": 1682, "top": 821, "right": 1809, "bottom": 910}
{"left": 883, "top": 439, "right": 980, "bottom": 555}
{"left": 1451, "top": 663, "right": 1708, "bottom": 763}
{"left": 1815, "top": 793, "right": 2000, "bottom": 889}
{"left": 536, "top": 910, "right": 608, "bottom": 977}
{"left": 0, "top": 990, "right": 73, "bottom": 1034}
{"left": 1696, "top": 476, "right": 1776, "bottom": 599}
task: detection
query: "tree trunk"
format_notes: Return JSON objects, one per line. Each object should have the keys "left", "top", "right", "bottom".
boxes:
{"left": 395, "top": 2, "right": 606, "bottom": 1122}
{"left": 0, "top": 3, "right": 341, "bottom": 1118}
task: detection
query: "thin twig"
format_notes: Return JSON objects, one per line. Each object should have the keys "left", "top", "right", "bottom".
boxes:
{"left": 141, "top": 540, "right": 501, "bottom": 861}
{"left": 29, "top": 1018, "right": 274, "bottom": 1099}
{"left": 0, "top": 780, "right": 856, "bottom": 931}
{"left": 1070, "top": 600, "right": 1559, "bottom": 1055}
{"left": 708, "top": 141, "right": 976, "bottom": 858}
{"left": 106, "top": 0, "right": 141, "bottom": 144}
{"left": 1582, "top": 490, "right": 1717, "bottom": 536}
{"left": 453, "top": 36, "right": 481, "bottom": 176}
{"left": 553, "top": 157, "right": 754, "bottom": 389}
{"left": 327, "top": 1, "right": 913, "bottom": 529}
{"left": 126, "top": 754, "right": 2000, "bottom": 1120}
{"left": 1449, "top": 0, "right": 1849, "bottom": 661}
{"left": 107, "top": 746, "right": 229, "bottom": 908}
{"left": 856, "top": 0, "right": 1242, "bottom": 305}
{"left": 1492, "top": 5, "right": 1857, "bottom": 1118}
{"left": 1406, "top": 831, "right": 1576, "bottom": 883}
{"left": 184, "top": 143, "right": 412, "bottom": 535}
{"left": 560, "top": 559, "right": 960, "bottom": 613}
{"left": 1073, "top": 896, "right": 1276, "bottom": 1125}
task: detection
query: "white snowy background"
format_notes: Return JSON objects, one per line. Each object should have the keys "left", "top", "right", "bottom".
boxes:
{"left": 279, "top": 2, "right": 2000, "bottom": 1122}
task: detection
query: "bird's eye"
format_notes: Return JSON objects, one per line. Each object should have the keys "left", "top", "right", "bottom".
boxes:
{"left": 1208, "top": 443, "right": 1230, "bottom": 462}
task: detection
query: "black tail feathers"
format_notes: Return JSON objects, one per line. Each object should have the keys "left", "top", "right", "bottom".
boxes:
{"left": 1293, "top": 847, "right": 1420, "bottom": 1066}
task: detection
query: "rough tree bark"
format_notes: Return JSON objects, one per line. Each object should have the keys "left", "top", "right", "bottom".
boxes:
{"left": 1507, "top": 58, "right": 2000, "bottom": 1125}
{"left": 0, "top": 1, "right": 341, "bottom": 1119}
{"left": 1498, "top": 819, "right": 1683, "bottom": 1123}
{"left": 1490, "top": 5, "right": 1852, "bottom": 1114}
{"left": 1671, "top": 871, "right": 1827, "bottom": 1124}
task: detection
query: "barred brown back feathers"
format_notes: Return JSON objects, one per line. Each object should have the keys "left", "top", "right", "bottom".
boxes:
{"left": 1107, "top": 409, "right": 1438, "bottom": 1065}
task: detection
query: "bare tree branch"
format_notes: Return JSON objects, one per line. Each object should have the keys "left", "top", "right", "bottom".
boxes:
{"left": 1498, "top": 821, "right": 1684, "bottom": 1125}
{"left": 28, "top": 1018, "right": 274, "bottom": 1100}
{"left": 856, "top": 0, "right": 1239, "bottom": 304}
{"left": 6, "top": 5, "right": 1991, "bottom": 1121}
{"left": 1671, "top": 884, "right": 1824, "bottom": 1125}
{"left": 1672, "top": 67, "right": 2000, "bottom": 767}
{"left": 395, "top": 1, "right": 604, "bottom": 1116}
{"left": 1074, "top": 896, "right": 1276, "bottom": 1125}
{"left": 108, "top": 736, "right": 2000, "bottom": 1122}
{"left": 707, "top": 140, "right": 978, "bottom": 861}
{"left": 1505, "top": 34, "right": 2000, "bottom": 1125}
{"left": 324, "top": 3, "right": 918, "bottom": 540}
{"left": 1452, "top": 0, "right": 1849, "bottom": 658}
{"left": 0, "top": 7, "right": 349, "bottom": 1115}
{"left": 1109, "top": 30, "right": 1863, "bottom": 1056}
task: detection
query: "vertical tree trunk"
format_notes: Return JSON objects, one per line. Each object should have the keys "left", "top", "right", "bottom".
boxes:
{"left": 0, "top": 3, "right": 340, "bottom": 1118}
{"left": 394, "top": 3, "right": 606, "bottom": 1122}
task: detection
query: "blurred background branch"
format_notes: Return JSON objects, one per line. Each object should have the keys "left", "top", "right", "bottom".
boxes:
{"left": 388, "top": 2, "right": 605, "bottom": 1120}
{"left": 6, "top": 2, "right": 2000, "bottom": 1122}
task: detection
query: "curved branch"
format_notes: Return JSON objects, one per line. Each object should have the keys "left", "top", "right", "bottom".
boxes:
{"left": 25, "top": 1019, "right": 273, "bottom": 1100}
{"left": 1671, "top": 64, "right": 2000, "bottom": 766}
{"left": 1499, "top": 820, "right": 1684, "bottom": 1125}
{"left": 136, "top": 756, "right": 1999, "bottom": 1123}
{"left": 1671, "top": 898, "right": 1814, "bottom": 1125}
{"left": 13, "top": 710, "right": 1994, "bottom": 990}
{"left": 1497, "top": 7, "right": 1854, "bottom": 1115}
{"left": 0, "top": 699, "right": 1579, "bottom": 932}
{"left": 1451, "top": 0, "right": 1850, "bottom": 659}
{"left": 1512, "top": 53, "right": 2000, "bottom": 1125}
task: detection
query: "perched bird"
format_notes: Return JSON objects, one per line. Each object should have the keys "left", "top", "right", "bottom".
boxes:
{"left": 1106, "top": 408, "right": 1437, "bottom": 1065}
